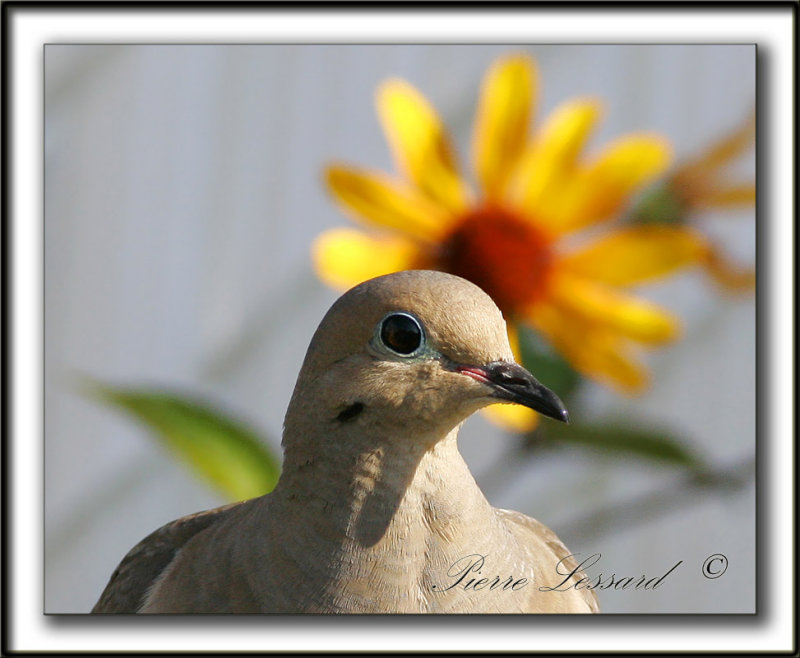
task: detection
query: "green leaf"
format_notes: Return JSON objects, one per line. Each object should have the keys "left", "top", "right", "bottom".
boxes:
{"left": 516, "top": 325, "right": 582, "bottom": 402}
{"left": 86, "top": 383, "right": 281, "bottom": 501}
{"left": 628, "top": 183, "right": 687, "bottom": 226}
{"left": 544, "top": 420, "right": 703, "bottom": 469}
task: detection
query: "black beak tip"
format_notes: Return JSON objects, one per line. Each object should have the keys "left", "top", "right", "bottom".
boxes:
{"left": 536, "top": 387, "right": 570, "bottom": 424}
{"left": 476, "top": 361, "right": 570, "bottom": 424}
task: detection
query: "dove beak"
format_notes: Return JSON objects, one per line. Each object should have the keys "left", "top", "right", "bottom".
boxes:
{"left": 455, "top": 360, "right": 569, "bottom": 423}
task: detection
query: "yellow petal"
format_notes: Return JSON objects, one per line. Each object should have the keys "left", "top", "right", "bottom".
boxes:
{"left": 325, "top": 165, "right": 454, "bottom": 242}
{"left": 529, "top": 302, "right": 649, "bottom": 394}
{"left": 532, "top": 99, "right": 602, "bottom": 166}
{"left": 702, "top": 243, "right": 756, "bottom": 293}
{"left": 376, "top": 79, "right": 470, "bottom": 213}
{"left": 472, "top": 55, "right": 537, "bottom": 202}
{"left": 312, "top": 228, "right": 424, "bottom": 291}
{"left": 549, "top": 273, "right": 680, "bottom": 345}
{"left": 697, "top": 183, "right": 756, "bottom": 209}
{"left": 683, "top": 110, "right": 755, "bottom": 175}
{"left": 511, "top": 99, "right": 603, "bottom": 224}
{"left": 481, "top": 403, "right": 540, "bottom": 433}
{"left": 670, "top": 112, "right": 755, "bottom": 209}
{"left": 560, "top": 226, "right": 706, "bottom": 286}
{"left": 553, "top": 134, "right": 672, "bottom": 232}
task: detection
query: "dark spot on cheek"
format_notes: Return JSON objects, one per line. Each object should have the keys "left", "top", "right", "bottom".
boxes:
{"left": 336, "top": 402, "right": 364, "bottom": 422}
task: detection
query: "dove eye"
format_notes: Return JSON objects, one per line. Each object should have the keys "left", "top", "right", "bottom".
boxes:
{"left": 379, "top": 312, "right": 424, "bottom": 356}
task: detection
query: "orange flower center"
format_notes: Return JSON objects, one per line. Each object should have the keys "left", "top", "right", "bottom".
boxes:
{"left": 440, "top": 204, "right": 553, "bottom": 312}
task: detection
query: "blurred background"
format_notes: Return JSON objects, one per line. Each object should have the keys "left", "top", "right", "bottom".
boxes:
{"left": 44, "top": 44, "right": 755, "bottom": 613}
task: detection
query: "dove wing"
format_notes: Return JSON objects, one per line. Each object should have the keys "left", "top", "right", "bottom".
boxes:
{"left": 92, "top": 501, "right": 245, "bottom": 613}
{"left": 494, "top": 507, "right": 600, "bottom": 613}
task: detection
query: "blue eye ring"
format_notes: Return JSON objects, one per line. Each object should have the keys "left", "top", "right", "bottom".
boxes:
{"left": 378, "top": 312, "right": 425, "bottom": 356}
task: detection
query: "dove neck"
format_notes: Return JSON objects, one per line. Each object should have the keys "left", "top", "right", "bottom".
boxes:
{"left": 256, "top": 419, "right": 500, "bottom": 611}
{"left": 273, "top": 424, "right": 494, "bottom": 550}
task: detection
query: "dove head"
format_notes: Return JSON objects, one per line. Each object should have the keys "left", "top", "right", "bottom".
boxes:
{"left": 283, "top": 270, "right": 567, "bottom": 451}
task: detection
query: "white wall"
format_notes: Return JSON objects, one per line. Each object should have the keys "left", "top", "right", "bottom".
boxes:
{"left": 44, "top": 44, "right": 755, "bottom": 613}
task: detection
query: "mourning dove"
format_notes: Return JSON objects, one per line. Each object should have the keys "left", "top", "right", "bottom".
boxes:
{"left": 93, "top": 271, "right": 598, "bottom": 614}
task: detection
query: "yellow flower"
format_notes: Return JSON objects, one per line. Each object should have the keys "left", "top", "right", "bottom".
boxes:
{"left": 315, "top": 54, "right": 705, "bottom": 432}
{"left": 660, "top": 111, "right": 756, "bottom": 292}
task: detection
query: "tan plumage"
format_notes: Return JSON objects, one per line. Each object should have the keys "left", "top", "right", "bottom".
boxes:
{"left": 93, "top": 270, "right": 598, "bottom": 614}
